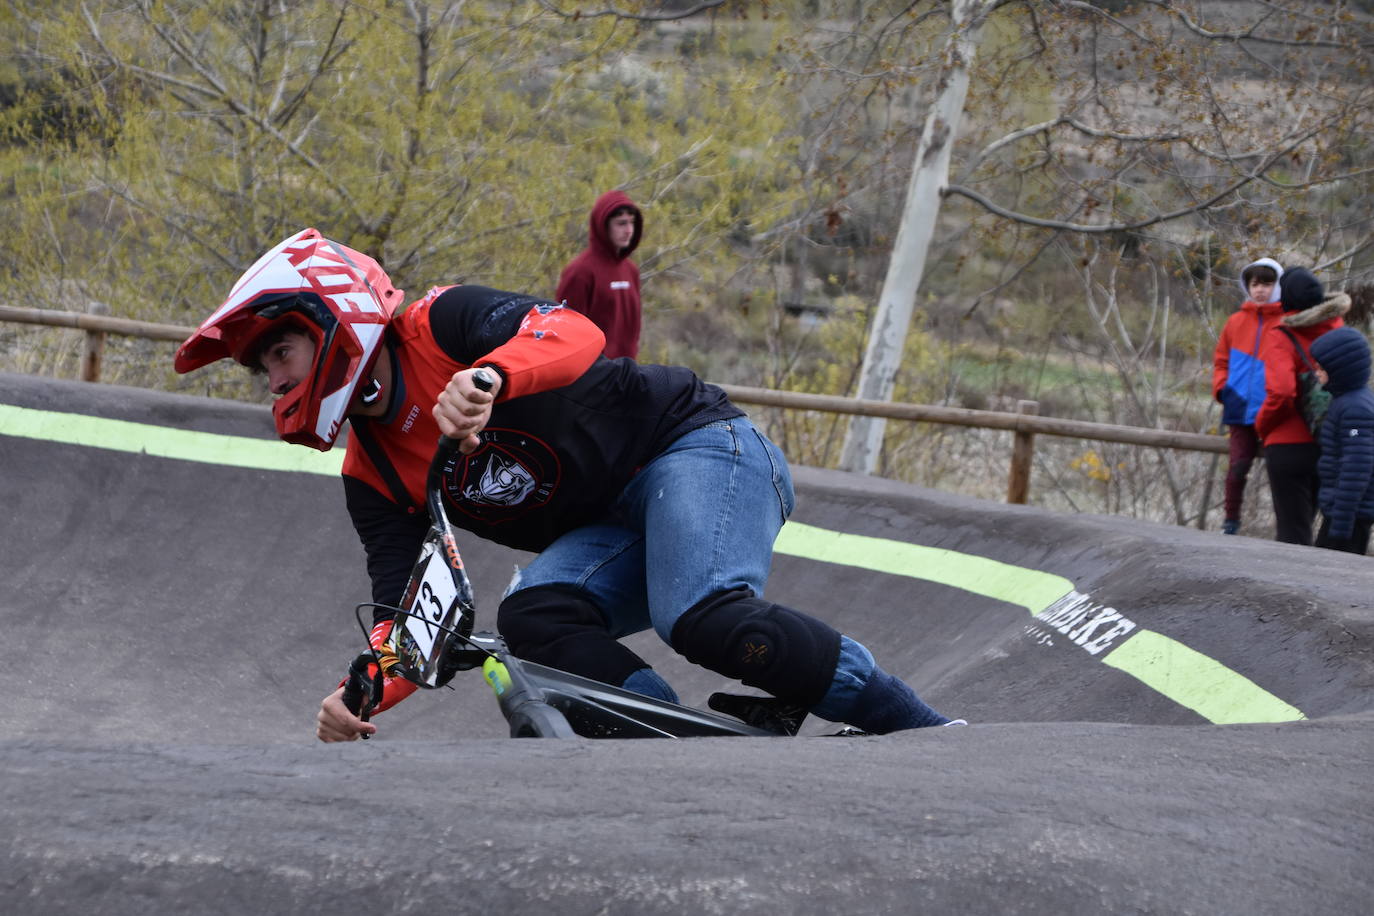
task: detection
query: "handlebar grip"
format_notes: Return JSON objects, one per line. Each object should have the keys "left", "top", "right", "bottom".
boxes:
{"left": 341, "top": 666, "right": 366, "bottom": 717}
{"left": 341, "top": 653, "right": 379, "bottom": 740}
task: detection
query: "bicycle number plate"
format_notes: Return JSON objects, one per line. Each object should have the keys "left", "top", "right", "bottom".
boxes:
{"left": 387, "top": 532, "right": 466, "bottom": 686}
{"left": 403, "top": 551, "right": 457, "bottom": 660}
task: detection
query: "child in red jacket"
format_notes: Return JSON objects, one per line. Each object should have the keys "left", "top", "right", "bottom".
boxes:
{"left": 1255, "top": 267, "right": 1352, "bottom": 544}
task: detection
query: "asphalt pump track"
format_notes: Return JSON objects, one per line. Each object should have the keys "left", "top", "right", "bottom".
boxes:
{"left": 2, "top": 371, "right": 1372, "bottom": 914}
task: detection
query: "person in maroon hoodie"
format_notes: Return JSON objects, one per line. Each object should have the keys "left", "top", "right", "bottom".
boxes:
{"left": 1255, "top": 267, "right": 1352, "bottom": 545}
{"left": 556, "top": 189, "right": 643, "bottom": 359}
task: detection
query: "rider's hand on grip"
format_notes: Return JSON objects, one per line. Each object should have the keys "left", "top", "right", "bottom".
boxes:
{"left": 317, "top": 685, "right": 377, "bottom": 743}
{"left": 434, "top": 366, "right": 499, "bottom": 455}
{"left": 320, "top": 652, "right": 392, "bottom": 743}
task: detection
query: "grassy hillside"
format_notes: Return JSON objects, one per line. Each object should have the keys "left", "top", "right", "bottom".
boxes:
{"left": 2, "top": 1, "right": 1370, "bottom": 534}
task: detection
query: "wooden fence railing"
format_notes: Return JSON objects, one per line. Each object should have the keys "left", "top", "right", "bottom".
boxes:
{"left": 0, "top": 305, "right": 1226, "bottom": 505}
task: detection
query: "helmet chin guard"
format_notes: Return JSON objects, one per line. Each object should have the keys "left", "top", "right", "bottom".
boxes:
{"left": 175, "top": 228, "right": 404, "bottom": 450}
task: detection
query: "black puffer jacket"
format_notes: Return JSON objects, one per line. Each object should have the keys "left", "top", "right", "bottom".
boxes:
{"left": 1311, "top": 326, "right": 1374, "bottom": 539}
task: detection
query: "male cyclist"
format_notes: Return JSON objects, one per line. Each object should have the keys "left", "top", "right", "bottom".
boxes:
{"left": 176, "top": 228, "right": 961, "bottom": 741}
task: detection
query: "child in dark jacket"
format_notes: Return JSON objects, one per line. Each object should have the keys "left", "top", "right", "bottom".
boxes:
{"left": 1310, "top": 326, "right": 1374, "bottom": 555}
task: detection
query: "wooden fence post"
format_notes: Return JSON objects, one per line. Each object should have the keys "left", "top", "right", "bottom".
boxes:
{"left": 1007, "top": 399, "right": 1039, "bottom": 504}
{"left": 81, "top": 301, "right": 110, "bottom": 383}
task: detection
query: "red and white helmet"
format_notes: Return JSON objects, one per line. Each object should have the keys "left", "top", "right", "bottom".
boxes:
{"left": 174, "top": 228, "right": 404, "bottom": 450}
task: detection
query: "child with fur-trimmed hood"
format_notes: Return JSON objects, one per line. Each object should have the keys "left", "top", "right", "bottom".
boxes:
{"left": 1255, "top": 267, "right": 1352, "bottom": 544}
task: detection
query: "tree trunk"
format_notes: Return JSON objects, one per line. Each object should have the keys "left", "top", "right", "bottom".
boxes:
{"left": 839, "top": 0, "right": 989, "bottom": 474}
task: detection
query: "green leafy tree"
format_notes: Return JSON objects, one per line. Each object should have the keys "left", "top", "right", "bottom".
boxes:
{"left": 0, "top": 0, "right": 802, "bottom": 392}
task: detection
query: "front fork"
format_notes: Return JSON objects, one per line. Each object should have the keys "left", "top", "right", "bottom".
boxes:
{"left": 481, "top": 654, "right": 576, "bottom": 738}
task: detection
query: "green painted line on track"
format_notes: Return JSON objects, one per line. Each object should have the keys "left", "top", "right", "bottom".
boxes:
{"left": 4, "top": 403, "right": 1305, "bottom": 724}
{"left": 1101, "top": 631, "right": 1305, "bottom": 724}
{"left": 774, "top": 523, "right": 1074, "bottom": 615}
{"left": 0, "top": 403, "right": 342, "bottom": 475}
{"left": 775, "top": 524, "right": 1305, "bottom": 725}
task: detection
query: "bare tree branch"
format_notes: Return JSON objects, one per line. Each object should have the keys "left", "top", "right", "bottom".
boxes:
{"left": 533, "top": 0, "right": 727, "bottom": 22}
{"left": 946, "top": 118, "right": 1331, "bottom": 233}
{"left": 78, "top": 2, "right": 365, "bottom": 222}
{"left": 1056, "top": 0, "right": 1361, "bottom": 50}
{"left": 1316, "top": 235, "right": 1374, "bottom": 273}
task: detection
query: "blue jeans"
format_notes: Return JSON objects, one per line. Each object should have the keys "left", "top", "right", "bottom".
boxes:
{"left": 509, "top": 416, "right": 874, "bottom": 719}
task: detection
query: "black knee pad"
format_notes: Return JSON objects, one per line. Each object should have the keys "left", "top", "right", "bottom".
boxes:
{"left": 497, "top": 586, "right": 649, "bottom": 687}
{"left": 669, "top": 588, "right": 842, "bottom": 708}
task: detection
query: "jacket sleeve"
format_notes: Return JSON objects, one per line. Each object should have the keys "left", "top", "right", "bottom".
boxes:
{"left": 1255, "top": 335, "right": 1300, "bottom": 441}
{"left": 338, "top": 475, "right": 430, "bottom": 716}
{"left": 1326, "top": 401, "right": 1374, "bottom": 540}
{"left": 343, "top": 474, "right": 431, "bottom": 613}
{"left": 428, "top": 286, "right": 605, "bottom": 400}
{"left": 1212, "top": 318, "right": 1234, "bottom": 401}
{"left": 483, "top": 305, "right": 605, "bottom": 399}
{"left": 333, "top": 617, "right": 418, "bottom": 715}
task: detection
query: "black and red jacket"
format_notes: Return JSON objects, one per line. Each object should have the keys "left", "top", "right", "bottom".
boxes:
{"left": 341, "top": 284, "right": 741, "bottom": 610}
